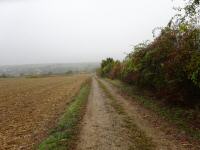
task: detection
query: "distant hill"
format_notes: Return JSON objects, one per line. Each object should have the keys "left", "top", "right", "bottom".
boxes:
{"left": 0, "top": 62, "right": 99, "bottom": 76}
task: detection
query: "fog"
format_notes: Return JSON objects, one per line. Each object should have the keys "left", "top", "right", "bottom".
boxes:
{"left": 0, "top": 0, "right": 183, "bottom": 65}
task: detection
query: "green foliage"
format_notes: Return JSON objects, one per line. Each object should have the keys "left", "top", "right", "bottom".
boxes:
{"left": 100, "top": 58, "right": 114, "bottom": 77}
{"left": 171, "top": 0, "right": 199, "bottom": 30}
{"left": 98, "top": 1, "right": 200, "bottom": 104}
{"left": 186, "top": 52, "right": 200, "bottom": 88}
{"left": 109, "top": 60, "right": 122, "bottom": 79}
{"left": 120, "top": 58, "right": 138, "bottom": 84}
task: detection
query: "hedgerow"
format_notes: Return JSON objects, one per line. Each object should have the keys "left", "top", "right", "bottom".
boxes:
{"left": 99, "top": 0, "right": 200, "bottom": 105}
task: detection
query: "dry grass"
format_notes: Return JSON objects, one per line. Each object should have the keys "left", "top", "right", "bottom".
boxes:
{"left": 0, "top": 74, "right": 90, "bottom": 150}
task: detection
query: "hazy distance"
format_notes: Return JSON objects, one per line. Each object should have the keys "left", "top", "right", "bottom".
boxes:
{"left": 0, "top": 0, "right": 183, "bottom": 66}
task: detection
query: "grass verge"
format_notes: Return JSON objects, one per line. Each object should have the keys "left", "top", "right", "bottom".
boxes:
{"left": 106, "top": 78, "right": 200, "bottom": 140}
{"left": 97, "top": 78, "right": 155, "bottom": 150}
{"left": 38, "top": 79, "right": 91, "bottom": 150}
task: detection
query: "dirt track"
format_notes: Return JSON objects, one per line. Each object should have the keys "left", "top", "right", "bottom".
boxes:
{"left": 100, "top": 79, "right": 187, "bottom": 150}
{"left": 0, "top": 75, "right": 89, "bottom": 150}
{"left": 1, "top": 75, "right": 199, "bottom": 149}
{"left": 77, "top": 77, "right": 199, "bottom": 150}
{"left": 77, "top": 78, "right": 134, "bottom": 150}
{"left": 103, "top": 78, "right": 200, "bottom": 149}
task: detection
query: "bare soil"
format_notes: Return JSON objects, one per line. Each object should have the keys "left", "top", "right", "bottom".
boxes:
{"left": 0, "top": 75, "right": 89, "bottom": 150}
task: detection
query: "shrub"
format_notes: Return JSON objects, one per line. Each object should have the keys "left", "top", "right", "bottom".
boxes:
{"left": 98, "top": 0, "right": 200, "bottom": 105}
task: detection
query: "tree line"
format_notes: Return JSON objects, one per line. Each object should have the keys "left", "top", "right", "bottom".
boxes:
{"left": 98, "top": 0, "right": 200, "bottom": 105}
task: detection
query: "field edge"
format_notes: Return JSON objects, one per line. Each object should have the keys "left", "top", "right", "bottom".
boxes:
{"left": 37, "top": 78, "right": 91, "bottom": 150}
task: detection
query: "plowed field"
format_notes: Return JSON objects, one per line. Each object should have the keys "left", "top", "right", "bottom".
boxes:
{"left": 0, "top": 75, "right": 89, "bottom": 150}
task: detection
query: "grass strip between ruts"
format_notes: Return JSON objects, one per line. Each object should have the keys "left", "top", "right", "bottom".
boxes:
{"left": 97, "top": 78, "right": 155, "bottom": 150}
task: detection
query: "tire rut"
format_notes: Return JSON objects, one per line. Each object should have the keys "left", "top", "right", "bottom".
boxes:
{"left": 76, "top": 78, "right": 133, "bottom": 150}
{"left": 101, "top": 79, "right": 199, "bottom": 150}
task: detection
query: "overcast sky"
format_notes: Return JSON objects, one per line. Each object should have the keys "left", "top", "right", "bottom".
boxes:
{"left": 0, "top": 0, "right": 183, "bottom": 65}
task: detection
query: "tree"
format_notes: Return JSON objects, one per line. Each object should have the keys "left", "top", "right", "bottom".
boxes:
{"left": 100, "top": 58, "right": 114, "bottom": 77}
